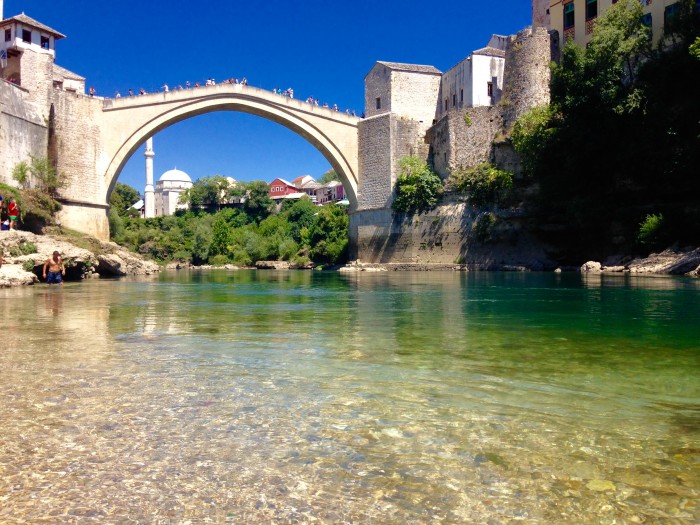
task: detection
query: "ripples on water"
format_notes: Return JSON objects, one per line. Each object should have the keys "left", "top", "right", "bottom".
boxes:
{"left": 0, "top": 270, "right": 698, "bottom": 523}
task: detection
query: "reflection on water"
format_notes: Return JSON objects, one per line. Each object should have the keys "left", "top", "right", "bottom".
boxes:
{"left": 0, "top": 271, "right": 698, "bottom": 523}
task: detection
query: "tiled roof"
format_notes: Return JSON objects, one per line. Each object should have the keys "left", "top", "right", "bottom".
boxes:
{"left": 53, "top": 64, "right": 85, "bottom": 81}
{"left": 375, "top": 61, "right": 442, "bottom": 75}
{"left": 0, "top": 13, "right": 66, "bottom": 39}
{"left": 472, "top": 46, "right": 506, "bottom": 58}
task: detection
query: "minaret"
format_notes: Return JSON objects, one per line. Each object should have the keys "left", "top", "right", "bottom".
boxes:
{"left": 144, "top": 138, "right": 155, "bottom": 218}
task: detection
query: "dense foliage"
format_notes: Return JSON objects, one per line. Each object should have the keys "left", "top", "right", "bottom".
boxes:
{"left": 512, "top": 0, "right": 700, "bottom": 261}
{"left": 111, "top": 192, "right": 349, "bottom": 267}
{"left": 449, "top": 163, "right": 513, "bottom": 207}
{"left": 392, "top": 156, "right": 443, "bottom": 213}
{"left": 3, "top": 157, "right": 64, "bottom": 232}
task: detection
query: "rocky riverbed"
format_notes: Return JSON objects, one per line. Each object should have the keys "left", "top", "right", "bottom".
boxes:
{"left": 0, "top": 230, "right": 159, "bottom": 287}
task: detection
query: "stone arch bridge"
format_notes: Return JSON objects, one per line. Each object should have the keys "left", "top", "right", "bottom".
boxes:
{"left": 56, "top": 83, "right": 360, "bottom": 239}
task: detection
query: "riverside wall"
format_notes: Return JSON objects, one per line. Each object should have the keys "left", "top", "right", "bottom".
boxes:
{"left": 0, "top": 81, "right": 47, "bottom": 186}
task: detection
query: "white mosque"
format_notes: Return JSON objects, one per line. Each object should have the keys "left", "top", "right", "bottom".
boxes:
{"left": 143, "top": 138, "right": 193, "bottom": 217}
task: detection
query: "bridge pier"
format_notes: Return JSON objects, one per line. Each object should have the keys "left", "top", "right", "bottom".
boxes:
{"left": 57, "top": 200, "right": 110, "bottom": 241}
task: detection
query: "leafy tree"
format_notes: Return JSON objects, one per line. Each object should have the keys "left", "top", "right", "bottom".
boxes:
{"left": 392, "top": 156, "right": 443, "bottom": 213}
{"left": 179, "top": 175, "right": 231, "bottom": 212}
{"left": 511, "top": 0, "right": 700, "bottom": 259}
{"left": 110, "top": 182, "right": 141, "bottom": 217}
{"left": 307, "top": 204, "right": 349, "bottom": 264}
{"left": 281, "top": 196, "right": 316, "bottom": 242}
{"left": 450, "top": 163, "right": 513, "bottom": 207}
{"left": 317, "top": 169, "right": 339, "bottom": 184}
{"left": 243, "top": 180, "right": 273, "bottom": 222}
{"left": 208, "top": 214, "right": 232, "bottom": 257}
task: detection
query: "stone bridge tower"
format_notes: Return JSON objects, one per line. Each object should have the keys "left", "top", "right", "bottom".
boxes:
{"left": 352, "top": 61, "right": 441, "bottom": 260}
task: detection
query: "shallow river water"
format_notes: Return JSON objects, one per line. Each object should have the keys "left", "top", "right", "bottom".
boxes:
{"left": 0, "top": 270, "right": 699, "bottom": 524}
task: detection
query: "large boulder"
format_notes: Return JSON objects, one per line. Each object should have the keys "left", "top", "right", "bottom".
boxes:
{"left": 0, "top": 230, "right": 98, "bottom": 280}
{"left": 627, "top": 248, "right": 700, "bottom": 275}
{"left": 0, "top": 264, "right": 39, "bottom": 287}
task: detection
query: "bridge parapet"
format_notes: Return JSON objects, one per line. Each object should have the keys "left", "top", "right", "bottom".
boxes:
{"left": 102, "top": 83, "right": 360, "bottom": 125}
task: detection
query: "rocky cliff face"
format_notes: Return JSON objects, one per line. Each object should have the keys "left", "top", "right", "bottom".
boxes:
{"left": 0, "top": 231, "right": 159, "bottom": 287}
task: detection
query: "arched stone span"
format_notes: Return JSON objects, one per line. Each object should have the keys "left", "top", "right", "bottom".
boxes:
{"left": 100, "top": 84, "right": 360, "bottom": 206}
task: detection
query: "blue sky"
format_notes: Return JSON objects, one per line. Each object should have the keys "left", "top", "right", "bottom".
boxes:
{"left": 4, "top": 0, "right": 532, "bottom": 193}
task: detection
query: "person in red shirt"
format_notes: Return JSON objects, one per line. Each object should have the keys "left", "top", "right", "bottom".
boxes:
{"left": 8, "top": 198, "right": 19, "bottom": 230}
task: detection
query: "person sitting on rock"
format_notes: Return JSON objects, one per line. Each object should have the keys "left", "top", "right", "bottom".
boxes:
{"left": 43, "top": 251, "right": 65, "bottom": 285}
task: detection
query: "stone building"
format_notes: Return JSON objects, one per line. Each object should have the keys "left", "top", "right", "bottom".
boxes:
{"left": 0, "top": 12, "right": 66, "bottom": 86}
{"left": 153, "top": 168, "right": 192, "bottom": 217}
{"left": 436, "top": 34, "right": 508, "bottom": 120}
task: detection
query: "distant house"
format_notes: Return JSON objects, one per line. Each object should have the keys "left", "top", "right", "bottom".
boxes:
{"left": 269, "top": 178, "right": 298, "bottom": 200}
{"left": 269, "top": 175, "right": 346, "bottom": 205}
{"left": 315, "top": 180, "right": 345, "bottom": 204}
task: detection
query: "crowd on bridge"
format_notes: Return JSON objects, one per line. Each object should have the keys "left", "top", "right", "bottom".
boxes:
{"left": 108, "top": 76, "right": 363, "bottom": 118}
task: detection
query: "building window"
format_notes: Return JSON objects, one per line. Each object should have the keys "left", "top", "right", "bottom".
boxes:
{"left": 665, "top": 3, "right": 681, "bottom": 25}
{"left": 4, "top": 29, "right": 10, "bottom": 42}
{"left": 40, "top": 35, "right": 50, "bottom": 49}
{"left": 460, "top": 89, "right": 464, "bottom": 103}
{"left": 444, "top": 98, "right": 448, "bottom": 111}
{"left": 564, "top": 2, "right": 575, "bottom": 30}
{"left": 586, "top": 0, "right": 597, "bottom": 20}
{"left": 487, "top": 82, "right": 493, "bottom": 97}
{"left": 452, "top": 93, "right": 456, "bottom": 107}
{"left": 375, "top": 97, "right": 381, "bottom": 110}
{"left": 22, "top": 29, "right": 31, "bottom": 43}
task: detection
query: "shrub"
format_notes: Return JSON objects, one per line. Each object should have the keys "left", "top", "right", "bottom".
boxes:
{"left": 209, "top": 254, "right": 230, "bottom": 266}
{"left": 472, "top": 212, "right": 497, "bottom": 242}
{"left": 450, "top": 163, "right": 513, "bottom": 207}
{"left": 637, "top": 213, "right": 667, "bottom": 248}
{"left": 232, "top": 249, "right": 253, "bottom": 267}
{"left": 19, "top": 242, "right": 37, "bottom": 255}
{"left": 23, "top": 259, "right": 36, "bottom": 272}
{"left": 392, "top": 156, "right": 443, "bottom": 213}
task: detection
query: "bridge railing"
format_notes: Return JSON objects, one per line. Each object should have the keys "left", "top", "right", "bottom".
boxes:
{"left": 102, "top": 81, "right": 362, "bottom": 121}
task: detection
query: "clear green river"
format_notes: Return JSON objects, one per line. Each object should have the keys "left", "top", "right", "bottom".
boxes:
{"left": 1, "top": 270, "right": 698, "bottom": 524}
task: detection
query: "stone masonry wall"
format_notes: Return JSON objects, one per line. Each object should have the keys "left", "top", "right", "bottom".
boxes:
{"left": 51, "top": 91, "right": 105, "bottom": 203}
{"left": 356, "top": 113, "right": 426, "bottom": 212}
{"left": 351, "top": 201, "right": 550, "bottom": 267}
{"left": 0, "top": 81, "right": 48, "bottom": 185}
{"left": 427, "top": 105, "right": 505, "bottom": 179}
{"left": 501, "top": 26, "right": 556, "bottom": 128}
{"left": 390, "top": 70, "right": 441, "bottom": 128}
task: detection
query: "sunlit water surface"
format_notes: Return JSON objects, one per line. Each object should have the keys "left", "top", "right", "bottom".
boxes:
{"left": 0, "top": 270, "right": 698, "bottom": 524}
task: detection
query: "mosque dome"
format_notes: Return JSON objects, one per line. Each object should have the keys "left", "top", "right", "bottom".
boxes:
{"left": 159, "top": 168, "right": 192, "bottom": 183}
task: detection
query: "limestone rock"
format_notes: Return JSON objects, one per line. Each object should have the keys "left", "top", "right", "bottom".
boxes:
{"left": 0, "top": 264, "right": 39, "bottom": 287}
{"left": 627, "top": 248, "right": 700, "bottom": 275}
{"left": 256, "top": 260, "right": 291, "bottom": 270}
{"left": 580, "top": 261, "right": 602, "bottom": 273}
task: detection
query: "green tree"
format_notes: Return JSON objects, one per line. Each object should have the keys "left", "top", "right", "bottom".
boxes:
{"left": 208, "top": 214, "right": 233, "bottom": 258}
{"left": 110, "top": 182, "right": 142, "bottom": 217}
{"left": 243, "top": 180, "right": 273, "bottom": 222}
{"left": 317, "top": 169, "right": 339, "bottom": 184}
{"left": 179, "top": 175, "right": 230, "bottom": 212}
{"left": 450, "top": 163, "right": 513, "bottom": 207}
{"left": 392, "top": 156, "right": 443, "bottom": 213}
{"left": 308, "top": 204, "right": 349, "bottom": 264}
{"left": 511, "top": 0, "right": 700, "bottom": 259}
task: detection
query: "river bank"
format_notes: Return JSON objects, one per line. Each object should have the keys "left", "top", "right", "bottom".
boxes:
{"left": 0, "top": 230, "right": 159, "bottom": 288}
{"left": 1, "top": 230, "right": 698, "bottom": 287}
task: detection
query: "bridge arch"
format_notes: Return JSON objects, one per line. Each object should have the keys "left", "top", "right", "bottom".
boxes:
{"left": 100, "top": 87, "right": 359, "bottom": 208}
